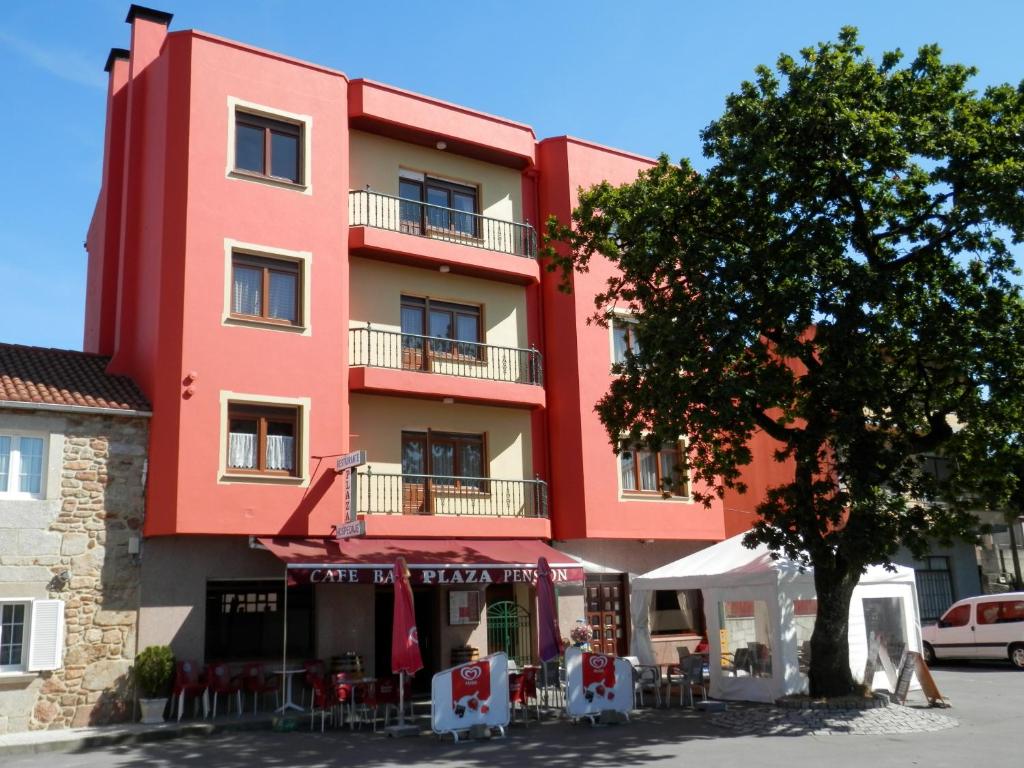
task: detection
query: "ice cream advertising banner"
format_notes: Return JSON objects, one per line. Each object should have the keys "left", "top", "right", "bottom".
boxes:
{"left": 565, "top": 648, "right": 634, "bottom": 719}
{"left": 432, "top": 652, "right": 510, "bottom": 737}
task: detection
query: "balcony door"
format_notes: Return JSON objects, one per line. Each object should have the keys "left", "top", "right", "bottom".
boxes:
{"left": 400, "top": 296, "right": 482, "bottom": 371}
{"left": 401, "top": 431, "right": 486, "bottom": 515}
{"left": 398, "top": 174, "right": 478, "bottom": 237}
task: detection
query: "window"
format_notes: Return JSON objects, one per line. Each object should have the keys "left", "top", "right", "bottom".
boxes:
{"left": 650, "top": 589, "right": 704, "bottom": 636}
{"left": 231, "top": 253, "right": 301, "bottom": 326}
{"left": 227, "top": 404, "right": 299, "bottom": 476}
{"left": 611, "top": 318, "right": 639, "bottom": 364}
{"left": 398, "top": 174, "right": 479, "bottom": 237}
{"left": 205, "top": 580, "right": 313, "bottom": 661}
{"left": 400, "top": 296, "right": 482, "bottom": 361}
{"left": 976, "top": 599, "right": 1024, "bottom": 625}
{"left": 862, "top": 596, "right": 907, "bottom": 668}
{"left": 402, "top": 431, "right": 486, "bottom": 489}
{"left": 620, "top": 442, "right": 688, "bottom": 496}
{"left": 939, "top": 603, "right": 971, "bottom": 628}
{"left": 234, "top": 112, "right": 302, "bottom": 184}
{"left": 0, "top": 599, "right": 63, "bottom": 673}
{"left": 0, "top": 433, "right": 45, "bottom": 498}
{"left": 719, "top": 599, "right": 773, "bottom": 678}
{"left": 0, "top": 603, "right": 26, "bottom": 671}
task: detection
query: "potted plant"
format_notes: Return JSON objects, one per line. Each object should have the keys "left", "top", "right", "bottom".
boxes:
{"left": 134, "top": 645, "right": 175, "bottom": 724}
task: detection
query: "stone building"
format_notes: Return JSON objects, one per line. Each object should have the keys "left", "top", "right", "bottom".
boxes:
{"left": 0, "top": 343, "right": 149, "bottom": 733}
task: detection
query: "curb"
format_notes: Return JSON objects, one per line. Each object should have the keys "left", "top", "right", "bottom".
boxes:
{"left": 0, "top": 716, "right": 274, "bottom": 757}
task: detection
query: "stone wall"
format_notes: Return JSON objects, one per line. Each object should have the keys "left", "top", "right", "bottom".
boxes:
{"left": 0, "top": 409, "right": 148, "bottom": 733}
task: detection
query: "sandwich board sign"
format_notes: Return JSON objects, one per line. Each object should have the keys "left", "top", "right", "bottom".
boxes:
{"left": 431, "top": 652, "right": 510, "bottom": 740}
{"left": 564, "top": 647, "right": 633, "bottom": 722}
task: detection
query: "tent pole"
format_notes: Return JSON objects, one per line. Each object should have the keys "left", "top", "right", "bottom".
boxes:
{"left": 281, "top": 567, "right": 289, "bottom": 696}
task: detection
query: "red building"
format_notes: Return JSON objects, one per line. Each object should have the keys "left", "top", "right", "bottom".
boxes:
{"left": 85, "top": 6, "right": 748, "bottom": 676}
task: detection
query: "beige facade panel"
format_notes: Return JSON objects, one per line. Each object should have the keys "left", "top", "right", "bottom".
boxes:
{"left": 350, "top": 394, "right": 535, "bottom": 517}
{"left": 348, "top": 257, "right": 532, "bottom": 383}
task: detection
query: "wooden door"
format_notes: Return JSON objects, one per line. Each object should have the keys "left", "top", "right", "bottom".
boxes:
{"left": 585, "top": 575, "right": 628, "bottom": 656}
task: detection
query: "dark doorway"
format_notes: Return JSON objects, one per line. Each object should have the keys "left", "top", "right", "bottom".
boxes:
{"left": 374, "top": 586, "right": 439, "bottom": 695}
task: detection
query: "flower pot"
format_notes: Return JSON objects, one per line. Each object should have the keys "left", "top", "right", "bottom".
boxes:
{"left": 139, "top": 697, "right": 168, "bottom": 724}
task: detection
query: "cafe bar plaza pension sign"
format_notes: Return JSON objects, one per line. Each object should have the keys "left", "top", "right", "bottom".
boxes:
{"left": 290, "top": 563, "right": 584, "bottom": 586}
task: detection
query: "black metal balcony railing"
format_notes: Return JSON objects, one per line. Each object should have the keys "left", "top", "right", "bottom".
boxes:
{"left": 349, "top": 189, "right": 538, "bottom": 259}
{"left": 349, "top": 327, "right": 543, "bottom": 386}
{"left": 356, "top": 471, "right": 549, "bottom": 518}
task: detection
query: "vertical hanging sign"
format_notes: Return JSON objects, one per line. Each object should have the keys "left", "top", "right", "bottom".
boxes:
{"left": 335, "top": 451, "right": 367, "bottom": 522}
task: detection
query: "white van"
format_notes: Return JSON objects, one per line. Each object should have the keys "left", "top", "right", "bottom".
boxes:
{"left": 922, "top": 592, "right": 1024, "bottom": 669}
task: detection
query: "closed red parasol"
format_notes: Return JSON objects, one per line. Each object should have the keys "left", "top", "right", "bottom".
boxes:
{"left": 389, "top": 557, "right": 422, "bottom": 735}
{"left": 391, "top": 556, "right": 423, "bottom": 675}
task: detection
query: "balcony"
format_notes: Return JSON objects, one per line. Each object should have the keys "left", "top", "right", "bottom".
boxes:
{"left": 348, "top": 327, "right": 546, "bottom": 409}
{"left": 348, "top": 190, "right": 541, "bottom": 284}
{"left": 356, "top": 472, "right": 548, "bottom": 519}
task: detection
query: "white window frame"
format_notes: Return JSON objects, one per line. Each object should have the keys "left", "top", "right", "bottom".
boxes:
{"left": 0, "top": 598, "right": 64, "bottom": 674}
{"left": 607, "top": 309, "right": 640, "bottom": 367}
{"left": 0, "top": 431, "right": 48, "bottom": 500}
{"left": 0, "top": 599, "right": 31, "bottom": 673}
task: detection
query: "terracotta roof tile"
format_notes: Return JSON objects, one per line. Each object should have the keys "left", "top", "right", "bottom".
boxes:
{"left": 0, "top": 343, "right": 150, "bottom": 413}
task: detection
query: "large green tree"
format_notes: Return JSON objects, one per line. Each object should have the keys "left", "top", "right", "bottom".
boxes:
{"left": 547, "top": 29, "right": 1024, "bottom": 696}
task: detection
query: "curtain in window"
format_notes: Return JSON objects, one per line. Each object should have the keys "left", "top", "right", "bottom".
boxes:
{"left": 660, "top": 450, "right": 678, "bottom": 492}
{"left": 0, "top": 436, "right": 9, "bottom": 491}
{"left": 267, "top": 272, "right": 297, "bottom": 322}
{"left": 431, "top": 443, "right": 455, "bottom": 477}
{"left": 228, "top": 432, "right": 257, "bottom": 469}
{"left": 402, "top": 439, "right": 425, "bottom": 475}
{"left": 612, "top": 324, "right": 630, "bottom": 363}
{"left": 676, "top": 590, "right": 697, "bottom": 631}
{"left": 17, "top": 437, "right": 43, "bottom": 494}
{"left": 265, "top": 435, "right": 294, "bottom": 471}
{"left": 639, "top": 449, "right": 658, "bottom": 490}
{"left": 233, "top": 266, "right": 262, "bottom": 316}
{"left": 459, "top": 442, "right": 483, "bottom": 489}
{"left": 620, "top": 450, "right": 637, "bottom": 491}
{"left": 400, "top": 306, "right": 425, "bottom": 350}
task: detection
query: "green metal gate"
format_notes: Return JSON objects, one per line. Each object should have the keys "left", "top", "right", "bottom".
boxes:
{"left": 487, "top": 600, "right": 532, "bottom": 668}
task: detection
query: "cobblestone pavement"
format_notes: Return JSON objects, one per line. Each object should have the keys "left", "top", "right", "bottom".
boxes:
{"left": 711, "top": 702, "right": 958, "bottom": 736}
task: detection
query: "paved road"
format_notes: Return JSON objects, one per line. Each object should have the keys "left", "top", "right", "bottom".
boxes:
{"left": 6, "top": 661, "right": 1021, "bottom": 768}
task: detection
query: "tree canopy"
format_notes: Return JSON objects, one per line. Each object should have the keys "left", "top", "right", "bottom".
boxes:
{"left": 547, "top": 28, "right": 1024, "bottom": 695}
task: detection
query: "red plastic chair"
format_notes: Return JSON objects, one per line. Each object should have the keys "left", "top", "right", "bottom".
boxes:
{"left": 206, "top": 662, "right": 243, "bottom": 718}
{"left": 241, "top": 662, "right": 280, "bottom": 714}
{"left": 509, "top": 666, "right": 540, "bottom": 723}
{"left": 362, "top": 676, "right": 401, "bottom": 732}
{"left": 171, "top": 660, "right": 207, "bottom": 721}
{"left": 302, "top": 659, "right": 327, "bottom": 709}
{"left": 308, "top": 672, "right": 337, "bottom": 732}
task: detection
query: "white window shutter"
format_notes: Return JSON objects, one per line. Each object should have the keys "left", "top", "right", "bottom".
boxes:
{"left": 27, "top": 599, "right": 64, "bottom": 671}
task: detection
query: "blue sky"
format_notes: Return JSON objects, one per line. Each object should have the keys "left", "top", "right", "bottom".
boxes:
{"left": 1, "top": 0, "right": 1022, "bottom": 351}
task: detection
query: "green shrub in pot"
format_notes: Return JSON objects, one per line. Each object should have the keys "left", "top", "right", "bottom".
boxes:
{"left": 135, "top": 645, "right": 175, "bottom": 699}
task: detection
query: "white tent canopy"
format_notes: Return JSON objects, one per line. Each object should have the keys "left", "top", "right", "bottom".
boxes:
{"left": 631, "top": 533, "right": 922, "bottom": 703}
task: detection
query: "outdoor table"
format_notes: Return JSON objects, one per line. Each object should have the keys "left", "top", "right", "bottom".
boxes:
{"left": 273, "top": 668, "right": 306, "bottom": 713}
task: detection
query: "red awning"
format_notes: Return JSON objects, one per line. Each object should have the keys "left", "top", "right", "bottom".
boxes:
{"left": 257, "top": 537, "right": 584, "bottom": 586}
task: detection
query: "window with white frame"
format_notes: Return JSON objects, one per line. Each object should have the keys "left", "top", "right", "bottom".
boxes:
{"left": 610, "top": 317, "right": 640, "bottom": 364}
{"left": 0, "top": 599, "right": 64, "bottom": 673}
{"left": 0, "top": 433, "right": 46, "bottom": 498}
{"left": 0, "top": 602, "right": 27, "bottom": 671}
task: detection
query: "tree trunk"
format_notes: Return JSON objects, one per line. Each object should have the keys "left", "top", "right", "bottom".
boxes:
{"left": 808, "top": 563, "right": 859, "bottom": 697}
